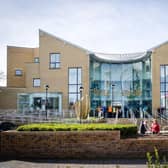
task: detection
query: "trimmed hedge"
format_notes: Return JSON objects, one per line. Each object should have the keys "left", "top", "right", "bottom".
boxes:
{"left": 17, "top": 123, "right": 137, "bottom": 138}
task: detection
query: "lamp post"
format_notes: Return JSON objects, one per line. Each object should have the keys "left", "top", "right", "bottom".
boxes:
{"left": 45, "top": 84, "right": 49, "bottom": 120}
{"left": 111, "top": 83, "right": 115, "bottom": 107}
{"left": 79, "top": 86, "right": 84, "bottom": 124}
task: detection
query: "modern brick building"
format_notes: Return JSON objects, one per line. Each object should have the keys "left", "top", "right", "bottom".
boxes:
{"left": 0, "top": 29, "right": 168, "bottom": 118}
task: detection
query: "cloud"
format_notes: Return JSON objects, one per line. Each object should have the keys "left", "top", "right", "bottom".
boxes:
{"left": 1, "top": 0, "right": 168, "bottom": 84}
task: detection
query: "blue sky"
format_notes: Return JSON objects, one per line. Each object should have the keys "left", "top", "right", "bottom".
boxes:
{"left": 1, "top": 0, "right": 168, "bottom": 85}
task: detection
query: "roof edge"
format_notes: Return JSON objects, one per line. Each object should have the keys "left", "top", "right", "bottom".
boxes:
{"left": 148, "top": 40, "right": 168, "bottom": 51}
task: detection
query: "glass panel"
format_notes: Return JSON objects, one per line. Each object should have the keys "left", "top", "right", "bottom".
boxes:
{"left": 50, "top": 63, "right": 55, "bottom": 68}
{"left": 69, "top": 68, "right": 77, "bottom": 84}
{"left": 111, "top": 64, "right": 122, "bottom": 81}
{"left": 161, "top": 83, "right": 165, "bottom": 92}
{"left": 55, "top": 63, "right": 60, "bottom": 68}
{"left": 161, "top": 92, "right": 166, "bottom": 108}
{"left": 93, "top": 62, "right": 101, "bottom": 80}
{"left": 78, "top": 68, "right": 82, "bottom": 84}
{"left": 50, "top": 54, "right": 56, "bottom": 62}
{"left": 18, "top": 95, "right": 29, "bottom": 112}
{"left": 69, "top": 85, "right": 77, "bottom": 93}
{"left": 47, "top": 97, "right": 59, "bottom": 110}
{"left": 15, "top": 69, "right": 22, "bottom": 76}
{"left": 122, "top": 64, "right": 133, "bottom": 83}
{"left": 165, "top": 83, "right": 168, "bottom": 92}
{"left": 101, "top": 63, "right": 110, "bottom": 81}
{"left": 33, "top": 97, "right": 42, "bottom": 110}
{"left": 33, "top": 79, "right": 40, "bottom": 87}
{"left": 34, "top": 57, "right": 39, "bottom": 63}
{"left": 69, "top": 94, "right": 77, "bottom": 104}
{"left": 160, "top": 65, "right": 165, "bottom": 82}
{"left": 165, "top": 93, "right": 168, "bottom": 109}
{"left": 166, "top": 66, "right": 168, "bottom": 82}
{"left": 55, "top": 54, "right": 60, "bottom": 62}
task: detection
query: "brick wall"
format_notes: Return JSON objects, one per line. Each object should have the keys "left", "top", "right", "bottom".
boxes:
{"left": 0, "top": 131, "right": 168, "bottom": 159}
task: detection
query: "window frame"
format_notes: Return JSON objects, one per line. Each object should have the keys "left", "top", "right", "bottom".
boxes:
{"left": 68, "top": 67, "right": 82, "bottom": 105}
{"left": 15, "top": 69, "right": 23, "bottom": 76}
{"left": 33, "top": 78, "right": 41, "bottom": 87}
{"left": 49, "top": 53, "right": 61, "bottom": 69}
{"left": 160, "top": 65, "right": 168, "bottom": 110}
{"left": 34, "top": 57, "right": 40, "bottom": 63}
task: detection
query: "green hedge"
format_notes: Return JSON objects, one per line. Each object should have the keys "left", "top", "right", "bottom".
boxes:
{"left": 17, "top": 123, "right": 137, "bottom": 138}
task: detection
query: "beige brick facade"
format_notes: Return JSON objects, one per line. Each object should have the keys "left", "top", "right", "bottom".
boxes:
{"left": 1, "top": 29, "right": 168, "bottom": 116}
{"left": 1, "top": 30, "right": 89, "bottom": 112}
{"left": 151, "top": 43, "right": 168, "bottom": 114}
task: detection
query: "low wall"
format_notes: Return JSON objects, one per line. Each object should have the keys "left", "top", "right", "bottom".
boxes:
{"left": 0, "top": 131, "right": 168, "bottom": 159}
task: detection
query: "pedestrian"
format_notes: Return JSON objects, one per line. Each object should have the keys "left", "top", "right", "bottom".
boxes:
{"left": 97, "top": 106, "right": 103, "bottom": 118}
{"left": 139, "top": 120, "right": 148, "bottom": 135}
{"left": 151, "top": 119, "right": 160, "bottom": 134}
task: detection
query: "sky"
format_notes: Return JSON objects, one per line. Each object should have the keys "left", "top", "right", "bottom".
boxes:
{"left": 1, "top": 0, "right": 168, "bottom": 86}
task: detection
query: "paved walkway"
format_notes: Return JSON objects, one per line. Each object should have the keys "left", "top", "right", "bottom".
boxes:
{"left": 0, "top": 159, "right": 147, "bottom": 168}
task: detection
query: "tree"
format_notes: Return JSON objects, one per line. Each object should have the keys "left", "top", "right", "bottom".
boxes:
{"left": 0, "top": 71, "right": 6, "bottom": 85}
{"left": 0, "top": 71, "right": 5, "bottom": 79}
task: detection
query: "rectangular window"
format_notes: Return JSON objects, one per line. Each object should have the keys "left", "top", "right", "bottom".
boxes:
{"left": 49, "top": 53, "right": 60, "bottom": 69}
{"left": 15, "top": 69, "right": 22, "bottom": 76}
{"left": 33, "top": 78, "right": 40, "bottom": 87}
{"left": 68, "top": 67, "right": 82, "bottom": 105}
{"left": 34, "top": 57, "right": 39, "bottom": 63}
{"left": 160, "top": 65, "right": 168, "bottom": 111}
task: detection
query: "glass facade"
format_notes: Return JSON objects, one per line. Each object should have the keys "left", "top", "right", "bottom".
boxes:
{"left": 90, "top": 55, "right": 152, "bottom": 118}
{"left": 17, "top": 93, "right": 62, "bottom": 113}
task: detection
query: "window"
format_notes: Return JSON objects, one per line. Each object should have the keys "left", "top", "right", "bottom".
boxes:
{"left": 49, "top": 53, "right": 60, "bottom": 69}
{"left": 34, "top": 57, "right": 39, "bottom": 63}
{"left": 15, "top": 69, "right": 22, "bottom": 76}
{"left": 33, "top": 78, "right": 40, "bottom": 87}
{"left": 160, "top": 65, "right": 168, "bottom": 110}
{"left": 68, "top": 68, "right": 82, "bottom": 105}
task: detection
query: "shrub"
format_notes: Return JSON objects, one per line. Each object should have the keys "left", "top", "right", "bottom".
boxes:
{"left": 17, "top": 123, "right": 137, "bottom": 137}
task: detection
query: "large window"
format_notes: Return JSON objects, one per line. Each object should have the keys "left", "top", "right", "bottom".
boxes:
{"left": 49, "top": 53, "right": 60, "bottom": 69}
{"left": 68, "top": 68, "right": 82, "bottom": 106}
{"left": 17, "top": 93, "right": 62, "bottom": 113}
{"left": 160, "top": 65, "right": 168, "bottom": 110}
{"left": 90, "top": 55, "right": 152, "bottom": 118}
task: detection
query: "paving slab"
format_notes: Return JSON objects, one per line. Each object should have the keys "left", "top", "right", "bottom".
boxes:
{"left": 0, "top": 159, "right": 147, "bottom": 168}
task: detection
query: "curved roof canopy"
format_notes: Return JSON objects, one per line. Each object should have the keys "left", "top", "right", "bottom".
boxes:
{"left": 90, "top": 51, "right": 152, "bottom": 63}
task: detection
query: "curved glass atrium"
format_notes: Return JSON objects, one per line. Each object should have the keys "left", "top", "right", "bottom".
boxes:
{"left": 89, "top": 51, "right": 152, "bottom": 118}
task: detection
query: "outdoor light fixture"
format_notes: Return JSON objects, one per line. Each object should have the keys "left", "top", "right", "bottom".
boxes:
{"left": 79, "top": 86, "right": 84, "bottom": 124}
{"left": 111, "top": 83, "right": 115, "bottom": 107}
{"left": 45, "top": 84, "right": 49, "bottom": 120}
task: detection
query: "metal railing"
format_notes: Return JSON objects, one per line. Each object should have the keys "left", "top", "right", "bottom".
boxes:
{"left": 0, "top": 109, "right": 77, "bottom": 124}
